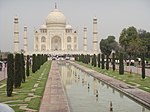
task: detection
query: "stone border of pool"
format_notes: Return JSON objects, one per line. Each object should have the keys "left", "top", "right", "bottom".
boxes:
{"left": 68, "top": 61, "right": 150, "bottom": 110}
{"left": 39, "top": 61, "right": 70, "bottom": 112}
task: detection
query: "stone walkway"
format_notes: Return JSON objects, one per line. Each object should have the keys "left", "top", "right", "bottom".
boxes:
{"left": 114, "top": 64, "right": 150, "bottom": 77}
{"left": 39, "top": 61, "right": 70, "bottom": 112}
{"left": 69, "top": 61, "right": 150, "bottom": 108}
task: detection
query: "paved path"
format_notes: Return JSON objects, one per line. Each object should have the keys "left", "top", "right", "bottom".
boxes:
{"left": 39, "top": 61, "right": 70, "bottom": 112}
{"left": 70, "top": 61, "right": 150, "bottom": 108}
{"left": 114, "top": 64, "right": 150, "bottom": 77}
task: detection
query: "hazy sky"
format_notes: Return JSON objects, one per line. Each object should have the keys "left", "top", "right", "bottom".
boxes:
{"left": 0, "top": 0, "right": 150, "bottom": 52}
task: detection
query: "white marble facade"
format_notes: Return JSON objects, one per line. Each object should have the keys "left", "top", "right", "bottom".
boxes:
{"left": 34, "top": 6, "right": 78, "bottom": 52}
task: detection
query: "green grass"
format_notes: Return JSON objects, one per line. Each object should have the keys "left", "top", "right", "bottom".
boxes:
{"left": 10, "top": 106, "right": 24, "bottom": 112}
{"left": 27, "top": 97, "right": 41, "bottom": 110}
{"left": 76, "top": 61, "right": 150, "bottom": 93}
{"left": 0, "top": 61, "right": 51, "bottom": 112}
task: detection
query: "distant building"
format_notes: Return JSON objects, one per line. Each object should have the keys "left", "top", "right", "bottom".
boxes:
{"left": 13, "top": 4, "right": 99, "bottom": 55}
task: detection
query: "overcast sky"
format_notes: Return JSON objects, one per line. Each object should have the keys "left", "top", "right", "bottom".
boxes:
{"left": 0, "top": 0, "right": 150, "bottom": 52}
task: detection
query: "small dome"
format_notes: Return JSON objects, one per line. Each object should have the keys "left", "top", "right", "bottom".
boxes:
{"left": 66, "top": 24, "right": 72, "bottom": 29}
{"left": 46, "top": 8, "right": 66, "bottom": 27}
{"left": 40, "top": 24, "right": 47, "bottom": 29}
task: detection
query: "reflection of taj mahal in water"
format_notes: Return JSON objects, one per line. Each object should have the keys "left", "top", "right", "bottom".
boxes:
{"left": 13, "top": 4, "right": 99, "bottom": 55}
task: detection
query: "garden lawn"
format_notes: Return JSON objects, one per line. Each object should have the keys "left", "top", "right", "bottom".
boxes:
{"left": 76, "top": 61, "right": 150, "bottom": 93}
{"left": 0, "top": 61, "right": 51, "bottom": 112}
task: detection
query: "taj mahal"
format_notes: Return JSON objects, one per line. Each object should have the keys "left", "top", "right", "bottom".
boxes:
{"left": 13, "top": 5, "right": 99, "bottom": 55}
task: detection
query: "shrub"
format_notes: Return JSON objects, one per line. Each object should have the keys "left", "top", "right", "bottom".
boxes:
{"left": 101, "top": 54, "right": 105, "bottom": 69}
{"left": 98, "top": 53, "right": 100, "bottom": 68}
{"left": 141, "top": 53, "right": 145, "bottom": 79}
{"left": 7, "top": 54, "right": 14, "bottom": 96}
{"left": 106, "top": 55, "right": 109, "bottom": 70}
{"left": 112, "top": 53, "right": 115, "bottom": 71}
{"left": 26, "top": 55, "right": 30, "bottom": 77}
{"left": 119, "top": 53, "right": 124, "bottom": 75}
{"left": 14, "top": 54, "right": 22, "bottom": 88}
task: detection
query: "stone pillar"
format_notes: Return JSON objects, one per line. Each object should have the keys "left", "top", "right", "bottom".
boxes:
{"left": 83, "top": 26, "right": 87, "bottom": 52}
{"left": 14, "top": 16, "right": 19, "bottom": 53}
{"left": 93, "top": 16, "right": 98, "bottom": 54}
{"left": 24, "top": 26, "right": 28, "bottom": 54}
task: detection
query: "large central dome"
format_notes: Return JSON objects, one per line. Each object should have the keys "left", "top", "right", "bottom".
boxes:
{"left": 46, "top": 7, "right": 66, "bottom": 27}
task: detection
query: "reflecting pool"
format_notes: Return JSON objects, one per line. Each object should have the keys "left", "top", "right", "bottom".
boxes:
{"left": 58, "top": 62, "right": 150, "bottom": 112}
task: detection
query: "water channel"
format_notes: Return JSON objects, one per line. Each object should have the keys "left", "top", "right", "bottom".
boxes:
{"left": 58, "top": 62, "right": 150, "bottom": 112}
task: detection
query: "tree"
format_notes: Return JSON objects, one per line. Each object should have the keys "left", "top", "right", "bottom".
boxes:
{"left": 93, "top": 54, "right": 97, "bottom": 67}
{"left": 119, "top": 28, "right": 128, "bottom": 51}
{"left": 7, "top": 54, "right": 14, "bottom": 97}
{"left": 97, "top": 53, "right": 100, "bottom": 68}
{"left": 138, "top": 29, "right": 150, "bottom": 58}
{"left": 91, "top": 55, "right": 94, "bottom": 66}
{"left": 101, "top": 54, "right": 105, "bottom": 69}
{"left": 141, "top": 53, "right": 145, "bottom": 79}
{"left": 21, "top": 54, "right": 25, "bottom": 83}
{"left": 32, "top": 54, "right": 36, "bottom": 73}
{"left": 106, "top": 55, "right": 109, "bottom": 70}
{"left": 119, "top": 53, "right": 124, "bottom": 75}
{"left": 26, "top": 55, "right": 30, "bottom": 77}
{"left": 14, "top": 54, "right": 22, "bottom": 88}
{"left": 119, "top": 26, "right": 140, "bottom": 58}
{"left": 127, "top": 38, "right": 146, "bottom": 59}
{"left": 112, "top": 53, "right": 115, "bottom": 71}
{"left": 100, "top": 36, "right": 119, "bottom": 56}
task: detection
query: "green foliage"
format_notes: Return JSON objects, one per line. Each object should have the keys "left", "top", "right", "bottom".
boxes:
{"left": 75, "top": 55, "right": 79, "bottom": 61}
{"left": 93, "top": 54, "right": 97, "bottom": 67}
{"left": 7, "top": 54, "right": 14, "bottom": 97}
{"left": 21, "top": 54, "right": 25, "bottom": 83}
{"left": 32, "top": 54, "right": 47, "bottom": 73}
{"left": 32, "top": 54, "right": 36, "bottom": 73}
{"left": 141, "top": 53, "right": 145, "bottom": 79}
{"left": 26, "top": 55, "right": 30, "bottom": 77}
{"left": 112, "top": 53, "right": 115, "bottom": 71}
{"left": 91, "top": 55, "right": 94, "bottom": 66}
{"left": 119, "top": 53, "right": 124, "bottom": 75}
{"left": 97, "top": 53, "right": 100, "bottom": 68}
{"left": 106, "top": 55, "right": 109, "bottom": 70}
{"left": 14, "top": 54, "right": 22, "bottom": 88}
{"left": 119, "top": 26, "right": 147, "bottom": 59}
{"left": 101, "top": 54, "right": 105, "bottom": 69}
{"left": 138, "top": 29, "right": 150, "bottom": 58}
{"left": 100, "top": 36, "right": 119, "bottom": 56}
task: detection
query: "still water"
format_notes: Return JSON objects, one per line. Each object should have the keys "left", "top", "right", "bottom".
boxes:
{"left": 58, "top": 62, "right": 150, "bottom": 112}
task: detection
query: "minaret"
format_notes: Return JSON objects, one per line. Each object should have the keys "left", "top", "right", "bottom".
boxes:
{"left": 83, "top": 26, "right": 87, "bottom": 52}
{"left": 24, "top": 26, "right": 28, "bottom": 54}
{"left": 93, "top": 16, "right": 98, "bottom": 54}
{"left": 14, "top": 16, "right": 19, "bottom": 53}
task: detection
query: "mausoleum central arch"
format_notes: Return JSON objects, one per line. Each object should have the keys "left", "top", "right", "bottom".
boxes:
{"left": 51, "top": 36, "right": 61, "bottom": 51}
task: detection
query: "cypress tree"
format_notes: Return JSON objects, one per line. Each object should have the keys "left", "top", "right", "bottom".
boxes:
{"left": 81, "top": 54, "right": 84, "bottom": 63}
{"left": 141, "top": 53, "right": 145, "bottom": 79}
{"left": 98, "top": 53, "right": 100, "bottom": 68}
{"left": 91, "top": 55, "right": 94, "bottom": 66}
{"left": 106, "top": 55, "right": 109, "bottom": 70}
{"left": 7, "top": 54, "right": 14, "bottom": 97}
{"left": 37, "top": 54, "right": 40, "bottom": 70}
{"left": 112, "top": 53, "right": 115, "bottom": 71}
{"left": 88, "top": 55, "right": 90, "bottom": 64}
{"left": 14, "top": 54, "right": 22, "bottom": 88}
{"left": 119, "top": 53, "right": 124, "bottom": 75}
{"left": 101, "top": 54, "right": 105, "bottom": 69}
{"left": 93, "top": 54, "right": 97, "bottom": 67}
{"left": 32, "top": 54, "right": 36, "bottom": 73}
{"left": 26, "top": 55, "right": 30, "bottom": 77}
{"left": 21, "top": 54, "right": 25, "bottom": 83}
{"left": 75, "top": 55, "right": 78, "bottom": 61}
